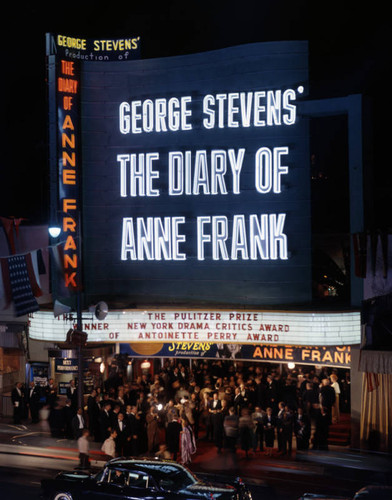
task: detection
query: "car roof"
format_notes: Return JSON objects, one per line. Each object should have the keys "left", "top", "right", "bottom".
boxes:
{"left": 107, "top": 458, "right": 184, "bottom": 470}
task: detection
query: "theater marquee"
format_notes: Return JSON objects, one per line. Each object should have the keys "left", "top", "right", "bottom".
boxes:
{"left": 121, "top": 343, "right": 352, "bottom": 369}
{"left": 28, "top": 310, "right": 360, "bottom": 347}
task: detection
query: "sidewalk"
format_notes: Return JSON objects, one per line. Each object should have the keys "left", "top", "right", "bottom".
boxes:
{"left": 0, "top": 417, "right": 391, "bottom": 487}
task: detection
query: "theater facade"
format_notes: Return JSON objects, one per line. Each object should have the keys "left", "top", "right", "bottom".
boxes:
{"left": 30, "top": 35, "right": 364, "bottom": 439}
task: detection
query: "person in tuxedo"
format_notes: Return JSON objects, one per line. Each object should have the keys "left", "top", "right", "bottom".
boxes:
{"left": 66, "top": 379, "right": 78, "bottom": 414}
{"left": 99, "top": 402, "right": 113, "bottom": 441}
{"left": 233, "top": 387, "right": 245, "bottom": 415}
{"left": 72, "top": 407, "right": 86, "bottom": 439}
{"left": 312, "top": 406, "right": 330, "bottom": 450}
{"left": 280, "top": 405, "right": 294, "bottom": 456}
{"left": 124, "top": 405, "right": 139, "bottom": 456}
{"left": 265, "top": 374, "right": 278, "bottom": 411}
{"left": 208, "top": 392, "right": 222, "bottom": 448}
{"left": 11, "top": 382, "right": 24, "bottom": 424}
{"left": 294, "top": 407, "right": 311, "bottom": 450}
{"left": 45, "top": 378, "right": 58, "bottom": 409}
{"left": 62, "top": 399, "right": 74, "bottom": 439}
{"left": 87, "top": 391, "right": 101, "bottom": 442}
{"left": 113, "top": 412, "right": 129, "bottom": 457}
{"left": 110, "top": 404, "right": 122, "bottom": 430}
{"left": 26, "top": 381, "right": 41, "bottom": 424}
{"left": 319, "top": 378, "right": 336, "bottom": 425}
{"left": 166, "top": 417, "right": 182, "bottom": 460}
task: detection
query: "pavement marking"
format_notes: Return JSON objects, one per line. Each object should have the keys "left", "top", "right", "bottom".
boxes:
{"left": 19, "top": 450, "right": 78, "bottom": 461}
{"left": 7, "top": 425, "right": 26, "bottom": 431}
{"left": 11, "top": 432, "right": 37, "bottom": 440}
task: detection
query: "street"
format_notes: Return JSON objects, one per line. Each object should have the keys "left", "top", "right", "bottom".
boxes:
{"left": 1, "top": 420, "right": 391, "bottom": 500}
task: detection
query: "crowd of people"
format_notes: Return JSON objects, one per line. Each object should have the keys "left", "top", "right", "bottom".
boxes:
{"left": 12, "top": 360, "right": 350, "bottom": 467}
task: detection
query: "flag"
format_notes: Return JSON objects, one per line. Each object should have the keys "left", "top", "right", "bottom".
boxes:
{"left": 6, "top": 254, "right": 40, "bottom": 316}
{"left": 30, "top": 249, "right": 47, "bottom": 293}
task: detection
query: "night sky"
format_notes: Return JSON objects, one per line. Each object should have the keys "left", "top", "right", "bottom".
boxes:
{"left": 1, "top": 2, "right": 390, "bottom": 229}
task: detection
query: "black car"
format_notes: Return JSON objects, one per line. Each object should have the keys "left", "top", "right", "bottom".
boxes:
{"left": 41, "top": 457, "right": 253, "bottom": 500}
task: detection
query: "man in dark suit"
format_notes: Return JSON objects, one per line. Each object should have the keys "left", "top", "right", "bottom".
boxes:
{"left": 233, "top": 387, "right": 245, "bottom": 415}
{"left": 26, "top": 381, "right": 41, "bottom": 423}
{"left": 265, "top": 374, "right": 278, "bottom": 411}
{"left": 87, "top": 391, "right": 101, "bottom": 442}
{"left": 62, "top": 399, "right": 74, "bottom": 439}
{"left": 66, "top": 379, "right": 78, "bottom": 414}
{"left": 99, "top": 402, "right": 113, "bottom": 441}
{"left": 208, "top": 392, "right": 222, "bottom": 447}
{"left": 11, "top": 382, "right": 24, "bottom": 424}
{"left": 125, "top": 405, "right": 139, "bottom": 456}
{"left": 45, "top": 378, "right": 58, "bottom": 409}
{"left": 113, "top": 412, "right": 129, "bottom": 456}
{"left": 294, "top": 407, "right": 310, "bottom": 450}
{"left": 72, "top": 407, "right": 86, "bottom": 439}
{"left": 319, "top": 378, "right": 336, "bottom": 424}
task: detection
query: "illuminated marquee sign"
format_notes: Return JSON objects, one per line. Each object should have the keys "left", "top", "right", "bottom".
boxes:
{"left": 48, "top": 34, "right": 141, "bottom": 61}
{"left": 81, "top": 41, "right": 311, "bottom": 306}
{"left": 28, "top": 310, "right": 361, "bottom": 346}
{"left": 47, "top": 32, "right": 140, "bottom": 297}
{"left": 57, "top": 58, "right": 81, "bottom": 290}
{"left": 121, "top": 343, "right": 352, "bottom": 368}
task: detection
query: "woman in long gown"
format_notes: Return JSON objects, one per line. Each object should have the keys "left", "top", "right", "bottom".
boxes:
{"left": 180, "top": 417, "right": 196, "bottom": 465}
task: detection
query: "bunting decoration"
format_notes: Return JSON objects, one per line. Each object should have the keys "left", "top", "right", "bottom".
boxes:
{"left": 0, "top": 216, "right": 28, "bottom": 255}
{"left": 0, "top": 216, "right": 17, "bottom": 255}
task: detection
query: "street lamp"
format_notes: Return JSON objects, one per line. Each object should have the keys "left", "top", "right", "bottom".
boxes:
{"left": 48, "top": 225, "right": 61, "bottom": 238}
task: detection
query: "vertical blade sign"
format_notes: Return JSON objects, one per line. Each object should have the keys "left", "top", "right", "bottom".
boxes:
{"left": 57, "top": 59, "right": 81, "bottom": 291}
